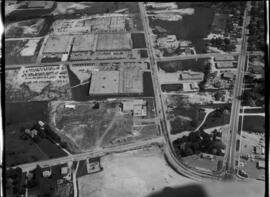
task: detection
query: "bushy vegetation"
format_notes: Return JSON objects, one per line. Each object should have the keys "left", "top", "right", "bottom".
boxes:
{"left": 173, "top": 129, "right": 226, "bottom": 157}
{"left": 247, "top": 1, "right": 265, "bottom": 51}
{"left": 241, "top": 78, "right": 265, "bottom": 106}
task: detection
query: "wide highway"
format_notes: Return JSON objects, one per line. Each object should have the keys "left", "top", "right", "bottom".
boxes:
{"left": 224, "top": 1, "right": 251, "bottom": 176}
{"left": 139, "top": 2, "right": 222, "bottom": 181}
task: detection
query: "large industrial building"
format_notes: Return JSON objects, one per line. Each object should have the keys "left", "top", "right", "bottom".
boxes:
{"left": 89, "top": 69, "right": 143, "bottom": 96}
{"left": 96, "top": 33, "right": 132, "bottom": 51}
{"left": 43, "top": 35, "right": 73, "bottom": 54}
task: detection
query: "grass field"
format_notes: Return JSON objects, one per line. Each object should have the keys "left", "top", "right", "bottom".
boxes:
{"left": 242, "top": 108, "right": 265, "bottom": 113}
{"left": 158, "top": 58, "right": 210, "bottom": 73}
{"left": 240, "top": 115, "right": 265, "bottom": 133}
{"left": 131, "top": 33, "right": 146, "bottom": 48}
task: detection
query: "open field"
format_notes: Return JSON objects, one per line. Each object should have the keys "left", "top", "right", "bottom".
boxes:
{"left": 182, "top": 154, "right": 224, "bottom": 172}
{"left": 77, "top": 147, "right": 194, "bottom": 197}
{"left": 52, "top": 101, "right": 117, "bottom": 151}
{"left": 5, "top": 18, "right": 45, "bottom": 38}
{"left": 240, "top": 159, "right": 265, "bottom": 180}
{"left": 5, "top": 101, "right": 67, "bottom": 166}
{"left": 240, "top": 115, "right": 265, "bottom": 133}
{"left": 50, "top": 99, "right": 158, "bottom": 151}
{"left": 5, "top": 39, "right": 43, "bottom": 65}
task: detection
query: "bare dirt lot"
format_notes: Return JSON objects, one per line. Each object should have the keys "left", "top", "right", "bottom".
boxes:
{"left": 51, "top": 101, "right": 118, "bottom": 152}
{"left": 77, "top": 146, "right": 194, "bottom": 197}
{"left": 51, "top": 100, "right": 159, "bottom": 152}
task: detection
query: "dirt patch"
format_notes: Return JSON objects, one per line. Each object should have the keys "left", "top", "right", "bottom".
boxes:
{"left": 77, "top": 147, "right": 194, "bottom": 197}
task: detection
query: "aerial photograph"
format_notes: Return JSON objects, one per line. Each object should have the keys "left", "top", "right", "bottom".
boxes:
{"left": 3, "top": 1, "right": 267, "bottom": 197}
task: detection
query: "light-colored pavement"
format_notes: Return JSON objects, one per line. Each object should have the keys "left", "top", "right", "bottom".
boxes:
{"left": 13, "top": 136, "right": 164, "bottom": 172}
{"left": 224, "top": 1, "right": 251, "bottom": 175}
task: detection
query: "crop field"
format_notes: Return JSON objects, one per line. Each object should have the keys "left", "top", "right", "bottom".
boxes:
{"left": 5, "top": 39, "right": 43, "bottom": 65}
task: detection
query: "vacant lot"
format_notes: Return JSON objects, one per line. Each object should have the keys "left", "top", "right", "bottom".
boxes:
{"left": 158, "top": 58, "right": 210, "bottom": 73}
{"left": 201, "top": 107, "right": 231, "bottom": 130}
{"left": 182, "top": 154, "right": 224, "bottom": 172}
{"left": 131, "top": 33, "right": 146, "bottom": 48}
{"left": 240, "top": 115, "right": 265, "bottom": 133}
{"left": 5, "top": 101, "right": 66, "bottom": 166}
{"left": 5, "top": 39, "right": 43, "bottom": 65}
{"left": 5, "top": 18, "right": 45, "bottom": 38}
{"left": 77, "top": 147, "right": 194, "bottom": 197}
{"left": 53, "top": 101, "right": 117, "bottom": 151}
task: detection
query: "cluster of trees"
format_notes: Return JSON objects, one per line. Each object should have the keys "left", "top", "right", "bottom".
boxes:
{"left": 6, "top": 168, "right": 25, "bottom": 196}
{"left": 241, "top": 80, "right": 265, "bottom": 107}
{"left": 20, "top": 122, "right": 68, "bottom": 149}
{"left": 247, "top": 2, "right": 265, "bottom": 51}
{"left": 209, "top": 37, "right": 236, "bottom": 52}
{"left": 173, "top": 129, "right": 226, "bottom": 157}
{"left": 198, "top": 63, "right": 211, "bottom": 91}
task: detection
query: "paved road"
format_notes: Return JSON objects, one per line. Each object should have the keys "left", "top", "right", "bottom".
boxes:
{"left": 139, "top": 2, "right": 221, "bottom": 181}
{"left": 5, "top": 58, "right": 150, "bottom": 69}
{"left": 156, "top": 52, "right": 240, "bottom": 62}
{"left": 13, "top": 137, "right": 164, "bottom": 172}
{"left": 224, "top": 1, "right": 251, "bottom": 175}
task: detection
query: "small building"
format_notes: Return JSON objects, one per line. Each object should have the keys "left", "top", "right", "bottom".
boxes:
{"left": 180, "top": 70, "right": 204, "bottom": 81}
{"left": 42, "top": 167, "right": 51, "bottom": 178}
{"left": 201, "top": 153, "right": 214, "bottom": 160}
{"left": 222, "top": 72, "right": 235, "bottom": 80}
{"left": 86, "top": 157, "right": 103, "bottom": 174}
{"left": 65, "top": 104, "right": 76, "bottom": 110}
{"left": 38, "top": 121, "right": 45, "bottom": 127}
{"left": 61, "top": 166, "right": 68, "bottom": 175}
{"left": 257, "top": 161, "right": 265, "bottom": 169}
{"left": 190, "top": 83, "right": 199, "bottom": 90}
{"left": 254, "top": 146, "right": 261, "bottom": 154}
{"left": 122, "top": 100, "right": 147, "bottom": 117}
